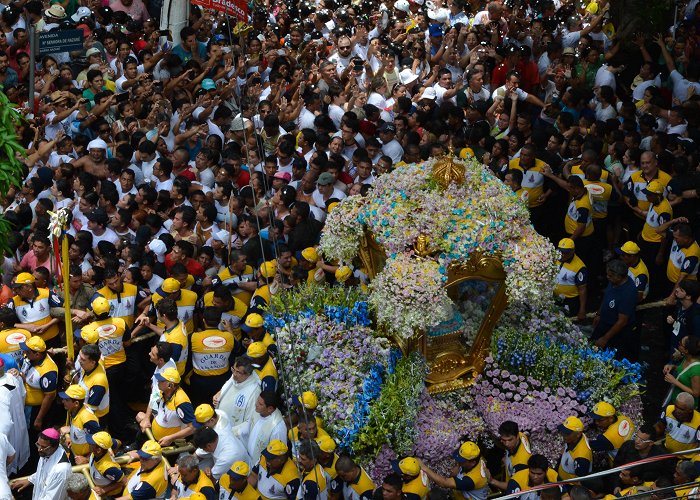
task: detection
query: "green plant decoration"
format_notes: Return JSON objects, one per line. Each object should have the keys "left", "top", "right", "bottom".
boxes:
{"left": 0, "top": 90, "right": 27, "bottom": 251}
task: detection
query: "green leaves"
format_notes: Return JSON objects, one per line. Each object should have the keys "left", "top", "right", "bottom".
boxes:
{"left": 0, "top": 89, "right": 27, "bottom": 254}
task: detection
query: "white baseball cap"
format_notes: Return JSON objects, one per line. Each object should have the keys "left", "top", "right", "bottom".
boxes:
{"left": 420, "top": 87, "right": 437, "bottom": 100}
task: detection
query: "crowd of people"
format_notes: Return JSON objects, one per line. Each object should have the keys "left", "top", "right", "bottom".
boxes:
{"left": 0, "top": 0, "right": 699, "bottom": 494}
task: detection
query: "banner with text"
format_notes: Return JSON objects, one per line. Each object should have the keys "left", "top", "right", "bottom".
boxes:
{"left": 192, "top": 0, "right": 248, "bottom": 22}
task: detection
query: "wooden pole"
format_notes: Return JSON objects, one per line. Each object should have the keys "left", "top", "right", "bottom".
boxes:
{"left": 62, "top": 235, "right": 74, "bottom": 361}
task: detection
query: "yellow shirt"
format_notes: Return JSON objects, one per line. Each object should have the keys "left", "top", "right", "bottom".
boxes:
{"left": 505, "top": 433, "right": 532, "bottom": 482}
{"left": 626, "top": 170, "right": 672, "bottom": 212}
{"left": 20, "top": 354, "right": 58, "bottom": 406}
{"left": 510, "top": 159, "right": 547, "bottom": 208}
{"left": 667, "top": 240, "right": 700, "bottom": 283}
{"left": 94, "top": 283, "right": 139, "bottom": 328}
{"left": 202, "top": 291, "right": 248, "bottom": 339}
{"left": 662, "top": 405, "right": 700, "bottom": 457}
{"left": 628, "top": 259, "right": 650, "bottom": 300}
{"left": 555, "top": 255, "right": 587, "bottom": 299}
{"left": 11, "top": 288, "right": 60, "bottom": 341}
{"left": 583, "top": 180, "right": 613, "bottom": 219}
{"left": 453, "top": 459, "right": 489, "bottom": 500}
{"left": 78, "top": 363, "right": 110, "bottom": 418}
{"left": 0, "top": 327, "right": 31, "bottom": 367}
{"left": 565, "top": 194, "right": 594, "bottom": 237}
{"left": 85, "top": 317, "right": 127, "bottom": 369}
{"left": 160, "top": 321, "right": 189, "bottom": 375}
{"left": 190, "top": 328, "right": 235, "bottom": 376}
{"left": 641, "top": 199, "right": 672, "bottom": 243}
{"left": 212, "top": 265, "right": 255, "bottom": 305}
{"left": 558, "top": 435, "right": 592, "bottom": 480}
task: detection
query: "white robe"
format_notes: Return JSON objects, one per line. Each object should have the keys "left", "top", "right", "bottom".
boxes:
{"left": 218, "top": 373, "right": 261, "bottom": 429}
{"left": 0, "top": 373, "right": 28, "bottom": 474}
{"left": 242, "top": 410, "right": 287, "bottom": 463}
{"left": 0, "top": 433, "right": 14, "bottom": 500}
{"left": 28, "top": 447, "right": 72, "bottom": 500}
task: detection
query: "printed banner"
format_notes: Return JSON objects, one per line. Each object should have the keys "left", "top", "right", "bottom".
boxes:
{"left": 192, "top": 0, "right": 248, "bottom": 22}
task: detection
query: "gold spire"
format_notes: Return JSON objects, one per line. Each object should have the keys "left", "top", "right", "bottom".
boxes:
{"left": 431, "top": 147, "right": 465, "bottom": 189}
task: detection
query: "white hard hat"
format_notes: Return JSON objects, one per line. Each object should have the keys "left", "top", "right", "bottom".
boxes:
{"left": 395, "top": 0, "right": 410, "bottom": 12}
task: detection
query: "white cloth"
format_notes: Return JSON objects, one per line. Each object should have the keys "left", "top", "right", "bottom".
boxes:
{"left": 28, "top": 447, "right": 72, "bottom": 500}
{"left": 0, "top": 373, "right": 28, "bottom": 474}
{"left": 218, "top": 372, "right": 261, "bottom": 428}
{"left": 0, "top": 433, "right": 14, "bottom": 500}
{"left": 243, "top": 410, "right": 287, "bottom": 462}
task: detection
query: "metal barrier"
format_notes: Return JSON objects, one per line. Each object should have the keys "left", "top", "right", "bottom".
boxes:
{"left": 488, "top": 446, "right": 700, "bottom": 500}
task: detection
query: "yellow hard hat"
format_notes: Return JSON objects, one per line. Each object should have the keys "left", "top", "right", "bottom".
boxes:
{"left": 453, "top": 441, "right": 480, "bottom": 462}
{"left": 591, "top": 401, "right": 616, "bottom": 419}
{"left": 558, "top": 416, "right": 584, "bottom": 433}
{"left": 12, "top": 272, "right": 35, "bottom": 287}
{"left": 301, "top": 247, "right": 319, "bottom": 263}
{"left": 335, "top": 266, "right": 352, "bottom": 282}
{"left": 162, "top": 278, "right": 181, "bottom": 293}
{"left": 246, "top": 341, "right": 267, "bottom": 358}
{"left": 155, "top": 367, "right": 181, "bottom": 384}
{"left": 558, "top": 238, "right": 575, "bottom": 250}
{"left": 92, "top": 297, "right": 110, "bottom": 315}
{"left": 260, "top": 261, "right": 277, "bottom": 279}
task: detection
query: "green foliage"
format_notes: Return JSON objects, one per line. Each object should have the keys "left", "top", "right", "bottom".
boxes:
{"left": 266, "top": 282, "right": 367, "bottom": 318}
{"left": 0, "top": 90, "right": 26, "bottom": 253}
{"left": 353, "top": 353, "right": 427, "bottom": 459}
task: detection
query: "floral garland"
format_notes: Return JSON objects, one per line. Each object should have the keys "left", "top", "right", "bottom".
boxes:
{"left": 273, "top": 315, "right": 392, "bottom": 436}
{"left": 368, "top": 254, "right": 452, "bottom": 341}
{"left": 321, "top": 157, "right": 559, "bottom": 340}
{"left": 319, "top": 195, "right": 367, "bottom": 263}
{"left": 492, "top": 327, "right": 643, "bottom": 407}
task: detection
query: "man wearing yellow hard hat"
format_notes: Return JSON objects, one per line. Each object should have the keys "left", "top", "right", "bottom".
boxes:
{"left": 135, "top": 367, "right": 195, "bottom": 446}
{"left": 616, "top": 241, "right": 650, "bottom": 301}
{"left": 588, "top": 401, "right": 635, "bottom": 464}
{"left": 122, "top": 440, "right": 168, "bottom": 499}
{"left": 16, "top": 336, "right": 59, "bottom": 432}
{"left": 220, "top": 460, "right": 262, "bottom": 500}
{"left": 250, "top": 261, "right": 277, "bottom": 310}
{"left": 557, "top": 416, "right": 592, "bottom": 480}
{"left": 249, "top": 440, "right": 300, "bottom": 500}
{"left": 58, "top": 384, "right": 100, "bottom": 463}
{"left": 554, "top": 238, "right": 588, "bottom": 321}
{"left": 86, "top": 431, "right": 124, "bottom": 497}
{"left": 418, "top": 441, "right": 488, "bottom": 499}
{"left": 392, "top": 457, "right": 429, "bottom": 500}
{"left": 246, "top": 341, "right": 278, "bottom": 392}
{"left": 242, "top": 312, "right": 277, "bottom": 357}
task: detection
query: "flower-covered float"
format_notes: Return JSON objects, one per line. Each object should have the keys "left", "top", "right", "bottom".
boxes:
{"left": 264, "top": 156, "right": 644, "bottom": 479}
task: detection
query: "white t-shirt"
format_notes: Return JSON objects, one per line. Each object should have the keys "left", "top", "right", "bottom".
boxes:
{"left": 0, "top": 433, "right": 15, "bottom": 499}
{"left": 670, "top": 69, "right": 700, "bottom": 103}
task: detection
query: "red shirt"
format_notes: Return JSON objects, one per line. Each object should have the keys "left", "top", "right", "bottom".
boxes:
{"left": 234, "top": 170, "right": 251, "bottom": 190}
{"left": 165, "top": 253, "right": 205, "bottom": 278}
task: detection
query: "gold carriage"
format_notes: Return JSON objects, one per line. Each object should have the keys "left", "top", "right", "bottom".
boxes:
{"left": 356, "top": 155, "right": 509, "bottom": 394}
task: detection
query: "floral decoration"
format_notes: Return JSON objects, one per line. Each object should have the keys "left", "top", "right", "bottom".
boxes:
{"left": 368, "top": 254, "right": 452, "bottom": 341}
{"left": 321, "top": 156, "right": 559, "bottom": 339}
{"left": 274, "top": 314, "right": 391, "bottom": 436}
{"left": 319, "top": 194, "right": 367, "bottom": 263}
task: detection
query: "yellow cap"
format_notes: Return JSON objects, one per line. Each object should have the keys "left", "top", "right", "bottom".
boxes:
{"left": 162, "top": 277, "right": 181, "bottom": 293}
{"left": 137, "top": 440, "right": 162, "bottom": 459}
{"left": 195, "top": 404, "right": 215, "bottom": 423}
{"left": 246, "top": 341, "right": 268, "bottom": 358}
{"left": 558, "top": 238, "right": 575, "bottom": 250}
{"left": 92, "top": 297, "right": 111, "bottom": 315}
{"left": 182, "top": 494, "right": 207, "bottom": 500}
{"left": 263, "top": 439, "right": 289, "bottom": 458}
{"left": 227, "top": 461, "right": 251, "bottom": 480}
{"left": 80, "top": 326, "right": 99, "bottom": 345}
{"left": 301, "top": 247, "right": 319, "bottom": 263}
{"left": 453, "top": 441, "right": 480, "bottom": 462}
{"left": 87, "top": 431, "right": 115, "bottom": 450}
{"left": 335, "top": 266, "right": 352, "bottom": 282}
{"left": 591, "top": 401, "right": 616, "bottom": 419}
{"left": 155, "top": 367, "right": 181, "bottom": 384}
{"left": 643, "top": 180, "right": 664, "bottom": 195}
{"left": 558, "top": 416, "right": 584, "bottom": 433}
{"left": 618, "top": 241, "right": 640, "bottom": 255}
{"left": 327, "top": 202, "right": 339, "bottom": 212}
{"left": 13, "top": 272, "right": 35, "bottom": 286}
{"left": 316, "top": 435, "right": 336, "bottom": 453}
{"left": 59, "top": 384, "right": 87, "bottom": 400}
{"left": 585, "top": 1, "right": 598, "bottom": 13}
{"left": 245, "top": 313, "right": 264, "bottom": 328}
{"left": 393, "top": 457, "right": 420, "bottom": 476}
{"left": 20, "top": 336, "right": 46, "bottom": 352}
{"left": 260, "top": 261, "right": 277, "bottom": 279}
{"left": 297, "top": 391, "right": 318, "bottom": 410}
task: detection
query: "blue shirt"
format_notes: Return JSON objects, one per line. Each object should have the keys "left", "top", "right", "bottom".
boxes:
{"left": 598, "top": 276, "right": 637, "bottom": 335}
{"left": 172, "top": 42, "right": 207, "bottom": 64}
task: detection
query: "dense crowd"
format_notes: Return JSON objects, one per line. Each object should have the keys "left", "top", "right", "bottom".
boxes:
{"left": 0, "top": 0, "right": 699, "bottom": 496}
